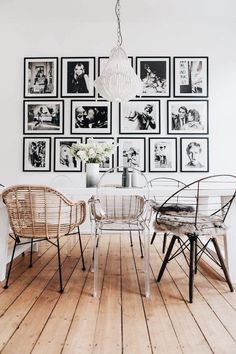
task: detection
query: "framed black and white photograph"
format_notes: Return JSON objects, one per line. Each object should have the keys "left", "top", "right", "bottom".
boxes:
{"left": 180, "top": 137, "right": 209, "bottom": 172}
{"left": 136, "top": 57, "right": 170, "bottom": 97}
{"left": 71, "top": 100, "right": 112, "bottom": 135}
{"left": 24, "top": 57, "right": 58, "bottom": 98}
{"left": 85, "top": 137, "right": 114, "bottom": 171}
{"left": 174, "top": 57, "right": 208, "bottom": 97}
{"left": 149, "top": 138, "right": 177, "bottom": 172}
{"left": 23, "top": 137, "right": 51, "bottom": 172}
{"left": 61, "top": 57, "right": 95, "bottom": 97}
{"left": 23, "top": 100, "right": 64, "bottom": 134}
{"left": 119, "top": 100, "right": 160, "bottom": 134}
{"left": 117, "top": 137, "right": 146, "bottom": 171}
{"left": 54, "top": 138, "right": 82, "bottom": 172}
{"left": 167, "top": 100, "right": 208, "bottom": 134}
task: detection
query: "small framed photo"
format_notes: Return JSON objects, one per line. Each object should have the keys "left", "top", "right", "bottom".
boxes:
{"left": 97, "top": 56, "right": 133, "bottom": 99}
{"left": 117, "top": 137, "right": 146, "bottom": 171}
{"left": 23, "top": 137, "right": 51, "bottom": 172}
{"left": 174, "top": 57, "right": 208, "bottom": 97}
{"left": 167, "top": 100, "right": 208, "bottom": 134}
{"left": 61, "top": 57, "right": 95, "bottom": 97}
{"left": 24, "top": 57, "right": 58, "bottom": 98}
{"left": 136, "top": 57, "right": 170, "bottom": 97}
{"left": 85, "top": 137, "right": 115, "bottom": 171}
{"left": 119, "top": 100, "right": 160, "bottom": 134}
{"left": 149, "top": 138, "right": 177, "bottom": 172}
{"left": 23, "top": 100, "right": 64, "bottom": 134}
{"left": 71, "top": 100, "right": 112, "bottom": 135}
{"left": 54, "top": 138, "right": 82, "bottom": 172}
{"left": 180, "top": 137, "right": 209, "bottom": 172}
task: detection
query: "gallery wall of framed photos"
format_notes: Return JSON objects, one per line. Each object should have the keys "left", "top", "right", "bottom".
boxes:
{"left": 23, "top": 56, "right": 209, "bottom": 174}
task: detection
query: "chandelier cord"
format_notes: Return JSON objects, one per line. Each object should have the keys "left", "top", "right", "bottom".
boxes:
{"left": 115, "top": 0, "right": 123, "bottom": 47}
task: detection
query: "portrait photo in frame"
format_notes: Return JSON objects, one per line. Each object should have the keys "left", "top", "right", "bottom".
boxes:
{"left": 24, "top": 57, "right": 58, "bottom": 98}
{"left": 61, "top": 57, "right": 95, "bottom": 97}
{"left": 85, "top": 137, "right": 115, "bottom": 171}
{"left": 149, "top": 137, "right": 177, "bottom": 172}
{"left": 136, "top": 57, "right": 170, "bottom": 97}
{"left": 117, "top": 137, "right": 146, "bottom": 171}
{"left": 71, "top": 100, "right": 112, "bottom": 135}
{"left": 167, "top": 100, "right": 209, "bottom": 134}
{"left": 23, "top": 100, "right": 64, "bottom": 135}
{"left": 174, "top": 57, "right": 208, "bottom": 97}
{"left": 23, "top": 137, "right": 51, "bottom": 172}
{"left": 54, "top": 137, "right": 82, "bottom": 172}
{"left": 180, "top": 137, "right": 209, "bottom": 172}
{"left": 119, "top": 100, "right": 160, "bottom": 134}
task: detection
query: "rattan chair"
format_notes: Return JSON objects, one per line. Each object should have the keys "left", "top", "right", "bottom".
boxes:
{"left": 2, "top": 185, "right": 86, "bottom": 293}
{"left": 89, "top": 166, "right": 150, "bottom": 297}
{"left": 154, "top": 174, "right": 236, "bottom": 303}
{"left": 148, "top": 177, "right": 186, "bottom": 253}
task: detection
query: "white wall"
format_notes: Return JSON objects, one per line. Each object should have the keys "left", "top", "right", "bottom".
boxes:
{"left": 0, "top": 0, "right": 236, "bottom": 187}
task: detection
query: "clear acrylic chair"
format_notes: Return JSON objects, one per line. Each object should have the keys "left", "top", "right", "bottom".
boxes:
{"left": 154, "top": 174, "right": 236, "bottom": 303}
{"left": 89, "top": 166, "right": 150, "bottom": 298}
{"left": 147, "top": 177, "right": 186, "bottom": 253}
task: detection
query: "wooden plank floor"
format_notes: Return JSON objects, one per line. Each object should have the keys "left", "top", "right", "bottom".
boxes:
{"left": 0, "top": 233, "right": 236, "bottom": 354}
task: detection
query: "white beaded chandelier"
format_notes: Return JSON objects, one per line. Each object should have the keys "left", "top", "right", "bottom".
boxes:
{"left": 94, "top": 0, "right": 142, "bottom": 102}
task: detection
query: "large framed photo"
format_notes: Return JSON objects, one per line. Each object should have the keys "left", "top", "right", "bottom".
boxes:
{"left": 180, "top": 138, "right": 209, "bottom": 172}
{"left": 119, "top": 100, "right": 160, "bottom": 134}
{"left": 149, "top": 138, "right": 177, "bottom": 172}
{"left": 71, "top": 100, "right": 112, "bottom": 135}
{"left": 23, "top": 137, "right": 51, "bottom": 172}
{"left": 136, "top": 57, "right": 170, "bottom": 97}
{"left": 167, "top": 100, "right": 208, "bottom": 134}
{"left": 61, "top": 57, "right": 95, "bottom": 97}
{"left": 23, "top": 100, "right": 64, "bottom": 134}
{"left": 24, "top": 57, "right": 58, "bottom": 98}
{"left": 85, "top": 137, "right": 114, "bottom": 171}
{"left": 117, "top": 138, "right": 146, "bottom": 171}
{"left": 54, "top": 138, "right": 82, "bottom": 172}
{"left": 174, "top": 57, "right": 208, "bottom": 97}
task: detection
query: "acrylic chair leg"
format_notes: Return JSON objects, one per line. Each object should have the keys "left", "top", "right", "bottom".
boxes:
{"left": 78, "top": 227, "right": 86, "bottom": 271}
{"left": 189, "top": 236, "right": 196, "bottom": 303}
{"left": 4, "top": 239, "right": 17, "bottom": 289}
{"left": 129, "top": 231, "right": 133, "bottom": 247}
{"left": 29, "top": 238, "right": 33, "bottom": 268}
{"left": 93, "top": 227, "right": 99, "bottom": 297}
{"left": 157, "top": 235, "right": 177, "bottom": 282}
{"left": 150, "top": 232, "right": 156, "bottom": 245}
{"left": 56, "top": 238, "right": 64, "bottom": 293}
{"left": 211, "top": 237, "right": 234, "bottom": 292}
{"left": 143, "top": 227, "right": 150, "bottom": 297}
{"left": 138, "top": 230, "right": 143, "bottom": 258}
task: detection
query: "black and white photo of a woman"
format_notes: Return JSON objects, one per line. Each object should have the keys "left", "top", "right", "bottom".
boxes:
{"left": 118, "top": 138, "right": 145, "bottom": 171}
{"left": 149, "top": 138, "right": 177, "bottom": 172}
{"left": 54, "top": 138, "right": 82, "bottom": 172}
{"left": 23, "top": 137, "right": 51, "bottom": 172}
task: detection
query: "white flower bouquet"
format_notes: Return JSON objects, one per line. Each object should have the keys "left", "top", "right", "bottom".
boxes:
{"left": 70, "top": 138, "right": 116, "bottom": 164}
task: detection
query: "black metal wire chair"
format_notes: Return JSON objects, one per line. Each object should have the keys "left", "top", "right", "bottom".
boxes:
{"left": 154, "top": 174, "right": 236, "bottom": 303}
{"left": 147, "top": 177, "right": 186, "bottom": 253}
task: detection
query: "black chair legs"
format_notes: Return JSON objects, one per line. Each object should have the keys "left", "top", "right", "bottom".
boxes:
{"left": 29, "top": 238, "right": 33, "bottom": 268}
{"left": 189, "top": 236, "right": 197, "bottom": 303}
{"left": 157, "top": 235, "right": 177, "bottom": 282}
{"left": 150, "top": 232, "right": 156, "bottom": 245}
{"left": 77, "top": 227, "right": 86, "bottom": 271}
{"left": 162, "top": 232, "right": 168, "bottom": 254}
{"left": 56, "top": 238, "right": 64, "bottom": 293}
{"left": 4, "top": 239, "right": 17, "bottom": 289}
{"left": 129, "top": 231, "right": 133, "bottom": 247}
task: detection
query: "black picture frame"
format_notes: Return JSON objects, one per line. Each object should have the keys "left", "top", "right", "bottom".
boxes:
{"left": 85, "top": 137, "right": 115, "bottom": 171}
{"left": 174, "top": 57, "right": 209, "bottom": 97}
{"left": 70, "top": 100, "right": 112, "bottom": 135}
{"left": 117, "top": 137, "right": 146, "bottom": 172}
{"left": 136, "top": 56, "right": 171, "bottom": 97}
{"left": 119, "top": 100, "right": 161, "bottom": 135}
{"left": 148, "top": 137, "right": 177, "bottom": 172}
{"left": 24, "top": 57, "right": 58, "bottom": 98}
{"left": 23, "top": 100, "right": 64, "bottom": 135}
{"left": 23, "top": 137, "right": 51, "bottom": 172}
{"left": 61, "top": 57, "right": 95, "bottom": 98}
{"left": 180, "top": 137, "right": 209, "bottom": 172}
{"left": 54, "top": 137, "right": 82, "bottom": 172}
{"left": 167, "top": 100, "right": 209, "bottom": 135}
